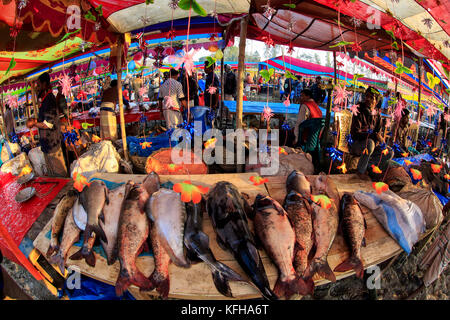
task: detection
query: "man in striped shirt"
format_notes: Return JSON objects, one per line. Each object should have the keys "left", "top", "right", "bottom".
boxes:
{"left": 159, "top": 69, "right": 187, "bottom": 129}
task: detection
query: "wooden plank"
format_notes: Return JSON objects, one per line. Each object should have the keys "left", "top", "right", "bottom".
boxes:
{"left": 34, "top": 173, "right": 277, "bottom": 300}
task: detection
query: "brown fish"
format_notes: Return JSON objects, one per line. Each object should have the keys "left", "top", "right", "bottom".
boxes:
{"left": 253, "top": 195, "right": 309, "bottom": 299}
{"left": 115, "top": 184, "right": 151, "bottom": 296}
{"left": 309, "top": 174, "right": 339, "bottom": 282}
{"left": 286, "top": 170, "right": 311, "bottom": 197}
{"left": 147, "top": 222, "right": 172, "bottom": 299}
{"left": 334, "top": 193, "right": 366, "bottom": 279}
{"left": 142, "top": 172, "right": 160, "bottom": 197}
{"left": 70, "top": 180, "right": 109, "bottom": 266}
{"left": 49, "top": 208, "right": 81, "bottom": 274}
{"left": 283, "top": 191, "right": 314, "bottom": 294}
{"left": 47, "top": 189, "right": 78, "bottom": 258}
{"left": 100, "top": 183, "right": 132, "bottom": 265}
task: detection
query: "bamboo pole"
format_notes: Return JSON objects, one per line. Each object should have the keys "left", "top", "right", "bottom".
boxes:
{"left": 415, "top": 59, "right": 422, "bottom": 144}
{"left": 321, "top": 51, "right": 336, "bottom": 149}
{"left": 25, "top": 84, "right": 36, "bottom": 146}
{"left": 219, "top": 55, "right": 225, "bottom": 125}
{"left": 236, "top": 16, "right": 249, "bottom": 129}
{"left": 116, "top": 37, "right": 129, "bottom": 161}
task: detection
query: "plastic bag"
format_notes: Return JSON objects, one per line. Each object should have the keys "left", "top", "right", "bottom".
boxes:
{"left": 70, "top": 141, "right": 121, "bottom": 179}
{"left": 28, "top": 147, "right": 47, "bottom": 176}
{"left": 397, "top": 185, "right": 443, "bottom": 230}
{"left": 354, "top": 190, "right": 426, "bottom": 254}
{"left": 0, "top": 152, "right": 32, "bottom": 176}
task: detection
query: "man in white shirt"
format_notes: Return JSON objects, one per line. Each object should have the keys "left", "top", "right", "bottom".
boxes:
{"left": 158, "top": 69, "right": 187, "bottom": 129}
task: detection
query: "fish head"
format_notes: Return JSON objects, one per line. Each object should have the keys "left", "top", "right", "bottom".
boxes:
{"left": 253, "top": 194, "right": 285, "bottom": 216}
{"left": 142, "top": 172, "right": 160, "bottom": 196}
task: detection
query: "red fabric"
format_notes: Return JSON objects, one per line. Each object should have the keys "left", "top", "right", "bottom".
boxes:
{"left": 0, "top": 173, "right": 68, "bottom": 263}
{"left": 304, "top": 101, "right": 322, "bottom": 119}
{"left": 88, "top": 0, "right": 143, "bottom": 19}
{"left": 416, "top": 0, "right": 450, "bottom": 37}
{"left": 198, "top": 94, "right": 205, "bottom": 106}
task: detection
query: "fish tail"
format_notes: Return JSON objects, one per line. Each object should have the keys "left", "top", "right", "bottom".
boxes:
{"left": 334, "top": 256, "right": 364, "bottom": 279}
{"left": 147, "top": 270, "right": 170, "bottom": 299}
{"left": 116, "top": 268, "right": 152, "bottom": 297}
{"left": 302, "top": 276, "right": 315, "bottom": 296}
{"left": 89, "top": 224, "right": 107, "bottom": 244}
{"left": 49, "top": 251, "right": 65, "bottom": 275}
{"left": 273, "top": 275, "right": 310, "bottom": 299}
{"left": 211, "top": 261, "right": 246, "bottom": 298}
{"left": 309, "top": 258, "right": 336, "bottom": 282}
{"left": 69, "top": 248, "right": 96, "bottom": 267}
{"left": 46, "top": 244, "right": 59, "bottom": 259}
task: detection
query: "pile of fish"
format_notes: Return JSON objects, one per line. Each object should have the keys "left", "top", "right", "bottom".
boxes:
{"left": 46, "top": 170, "right": 368, "bottom": 300}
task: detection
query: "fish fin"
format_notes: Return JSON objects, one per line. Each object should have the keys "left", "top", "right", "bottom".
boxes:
{"left": 46, "top": 245, "right": 59, "bottom": 259}
{"left": 104, "top": 187, "right": 110, "bottom": 205}
{"left": 246, "top": 241, "right": 260, "bottom": 266}
{"left": 147, "top": 270, "right": 170, "bottom": 299}
{"left": 362, "top": 237, "right": 367, "bottom": 247}
{"left": 273, "top": 276, "right": 309, "bottom": 299}
{"left": 243, "top": 197, "right": 254, "bottom": 220}
{"left": 84, "top": 251, "right": 96, "bottom": 267}
{"left": 216, "top": 235, "right": 228, "bottom": 251}
{"left": 309, "top": 258, "right": 336, "bottom": 282}
{"left": 211, "top": 260, "right": 247, "bottom": 298}
{"left": 99, "top": 212, "right": 105, "bottom": 224}
{"left": 334, "top": 256, "right": 364, "bottom": 279}
{"left": 69, "top": 248, "right": 84, "bottom": 261}
{"left": 303, "top": 276, "right": 315, "bottom": 296}
{"left": 253, "top": 232, "right": 264, "bottom": 250}
{"left": 295, "top": 241, "right": 304, "bottom": 252}
{"left": 87, "top": 224, "right": 108, "bottom": 244}
{"left": 49, "top": 252, "right": 65, "bottom": 275}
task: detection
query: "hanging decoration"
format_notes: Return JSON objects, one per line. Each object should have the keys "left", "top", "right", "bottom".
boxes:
{"left": 59, "top": 74, "right": 73, "bottom": 98}
{"left": 310, "top": 195, "right": 332, "bottom": 210}
{"left": 410, "top": 168, "right": 423, "bottom": 181}
{"left": 373, "top": 182, "right": 389, "bottom": 194}
{"left": 173, "top": 181, "right": 209, "bottom": 204}
{"left": 73, "top": 172, "right": 91, "bottom": 192}
{"left": 249, "top": 175, "right": 269, "bottom": 186}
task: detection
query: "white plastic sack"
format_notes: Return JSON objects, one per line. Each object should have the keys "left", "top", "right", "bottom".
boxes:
{"left": 0, "top": 152, "right": 33, "bottom": 176}
{"left": 28, "top": 147, "right": 47, "bottom": 177}
{"left": 70, "top": 141, "right": 121, "bottom": 179}
{"left": 354, "top": 190, "right": 426, "bottom": 254}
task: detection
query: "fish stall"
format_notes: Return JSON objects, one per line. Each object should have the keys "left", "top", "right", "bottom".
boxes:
{"left": 28, "top": 171, "right": 435, "bottom": 300}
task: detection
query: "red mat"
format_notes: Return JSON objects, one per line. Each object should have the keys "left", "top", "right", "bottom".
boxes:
{"left": 0, "top": 172, "right": 68, "bottom": 263}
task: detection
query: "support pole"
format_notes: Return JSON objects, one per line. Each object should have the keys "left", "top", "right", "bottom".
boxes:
{"left": 236, "top": 16, "right": 249, "bottom": 129}
{"left": 116, "top": 37, "right": 129, "bottom": 161}
{"left": 321, "top": 51, "right": 336, "bottom": 149}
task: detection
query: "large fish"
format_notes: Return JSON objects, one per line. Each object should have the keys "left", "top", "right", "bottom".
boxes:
{"left": 309, "top": 174, "right": 339, "bottom": 282}
{"left": 206, "top": 182, "right": 277, "bottom": 300}
{"left": 253, "top": 195, "right": 309, "bottom": 299}
{"left": 147, "top": 222, "right": 172, "bottom": 299}
{"left": 70, "top": 180, "right": 109, "bottom": 266}
{"left": 146, "top": 188, "right": 189, "bottom": 268}
{"left": 47, "top": 189, "right": 78, "bottom": 258}
{"left": 99, "top": 183, "right": 132, "bottom": 265}
{"left": 142, "top": 172, "right": 160, "bottom": 197}
{"left": 184, "top": 200, "right": 246, "bottom": 297}
{"left": 115, "top": 184, "right": 151, "bottom": 296}
{"left": 334, "top": 193, "right": 366, "bottom": 279}
{"left": 283, "top": 191, "right": 314, "bottom": 293}
{"left": 286, "top": 170, "right": 311, "bottom": 197}
{"left": 49, "top": 208, "right": 81, "bottom": 274}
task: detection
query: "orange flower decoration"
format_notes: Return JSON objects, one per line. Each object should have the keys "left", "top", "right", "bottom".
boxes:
{"left": 371, "top": 165, "right": 382, "bottom": 174}
{"left": 382, "top": 148, "right": 389, "bottom": 156}
{"left": 337, "top": 163, "right": 347, "bottom": 174}
{"left": 431, "top": 164, "right": 442, "bottom": 174}
{"left": 404, "top": 160, "right": 412, "bottom": 166}
{"left": 173, "top": 181, "right": 209, "bottom": 204}
{"left": 73, "top": 172, "right": 91, "bottom": 192}
{"left": 431, "top": 148, "right": 438, "bottom": 152}
{"left": 444, "top": 174, "right": 450, "bottom": 180}
{"left": 363, "top": 148, "right": 369, "bottom": 155}
{"left": 140, "top": 142, "right": 153, "bottom": 149}
{"left": 204, "top": 138, "right": 217, "bottom": 149}
{"left": 279, "top": 147, "right": 288, "bottom": 155}
{"left": 402, "top": 152, "right": 409, "bottom": 157}
{"left": 249, "top": 175, "right": 269, "bottom": 186}
{"left": 92, "top": 135, "right": 101, "bottom": 143}
{"left": 311, "top": 195, "right": 332, "bottom": 210}
{"left": 373, "top": 182, "right": 389, "bottom": 194}
{"left": 18, "top": 166, "right": 32, "bottom": 177}
{"left": 410, "top": 169, "right": 422, "bottom": 180}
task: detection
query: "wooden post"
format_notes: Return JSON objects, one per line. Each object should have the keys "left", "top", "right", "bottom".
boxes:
{"left": 321, "top": 51, "right": 336, "bottom": 149}
{"left": 116, "top": 37, "right": 129, "bottom": 161}
{"left": 236, "top": 16, "right": 249, "bottom": 129}
{"left": 220, "top": 55, "right": 225, "bottom": 124}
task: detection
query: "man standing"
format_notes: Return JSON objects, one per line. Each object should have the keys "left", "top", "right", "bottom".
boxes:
{"left": 223, "top": 65, "right": 237, "bottom": 101}
{"left": 350, "top": 87, "right": 394, "bottom": 177}
{"left": 293, "top": 89, "right": 323, "bottom": 145}
{"left": 159, "top": 69, "right": 187, "bottom": 129}
{"left": 204, "top": 61, "right": 220, "bottom": 110}
{"left": 4, "top": 104, "right": 15, "bottom": 142}
{"left": 26, "top": 73, "right": 67, "bottom": 177}
{"left": 100, "top": 80, "right": 129, "bottom": 141}
{"left": 132, "top": 74, "right": 144, "bottom": 104}
{"left": 311, "top": 76, "right": 326, "bottom": 105}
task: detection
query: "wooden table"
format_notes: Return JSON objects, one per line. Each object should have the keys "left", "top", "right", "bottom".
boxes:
{"left": 32, "top": 173, "right": 411, "bottom": 300}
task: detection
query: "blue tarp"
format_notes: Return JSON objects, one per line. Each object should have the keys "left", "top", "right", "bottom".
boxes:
{"left": 392, "top": 153, "right": 435, "bottom": 166}
{"left": 127, "top": 132, "right": 176, "bottom": 158}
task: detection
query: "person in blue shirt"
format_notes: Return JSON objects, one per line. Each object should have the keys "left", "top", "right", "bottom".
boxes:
{"left": 380, "top": 89, "right": 391, "bottom": 112}
{"left": 293, "top": 75, "right": 303, "bottom": 103}
{"left": 198, "top": 73, "right": 206, "bottom": 95}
